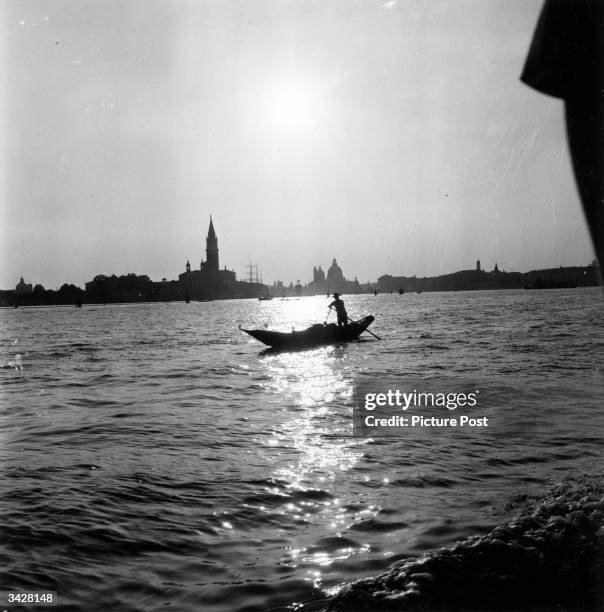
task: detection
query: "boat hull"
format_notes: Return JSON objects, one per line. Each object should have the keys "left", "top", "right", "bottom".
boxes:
{"left": 242, "top": 315, "right": 375, "bottom": 349}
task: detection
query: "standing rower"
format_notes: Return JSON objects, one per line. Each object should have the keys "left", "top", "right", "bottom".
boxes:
{"left": 329, "top": 293, "right": 348, "bottom": 327}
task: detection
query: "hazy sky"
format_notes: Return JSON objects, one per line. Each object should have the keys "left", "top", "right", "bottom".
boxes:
{"left": 1, "top": 0, "right": 596, "bottom": 289}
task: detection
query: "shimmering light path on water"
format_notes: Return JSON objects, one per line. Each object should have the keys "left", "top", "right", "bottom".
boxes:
{"left": 1, "top": 289, "right": 603, "bottom": 611}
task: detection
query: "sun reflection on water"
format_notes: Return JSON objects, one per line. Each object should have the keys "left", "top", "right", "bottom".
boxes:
{"left": 262, "top": 347, "right": 360, "bottom": 485}
{"left": 258, "top": 342, "right": 375, "bottom": 583}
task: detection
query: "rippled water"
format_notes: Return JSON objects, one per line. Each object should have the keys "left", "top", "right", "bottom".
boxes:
{"left": 1, "top": 289, "right": 603, "bottom": 611}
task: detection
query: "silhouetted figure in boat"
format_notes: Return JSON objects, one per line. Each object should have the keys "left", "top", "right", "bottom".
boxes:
{"left": 329, "top": 293, "right": 348, "bottom": 327}
{"left": 522, "top": 0, "right": 603, "bottom": 276}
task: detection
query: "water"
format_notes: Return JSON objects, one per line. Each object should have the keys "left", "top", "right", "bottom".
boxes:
{"left": 1, "top": 289, "right": 603, "bottom": 611}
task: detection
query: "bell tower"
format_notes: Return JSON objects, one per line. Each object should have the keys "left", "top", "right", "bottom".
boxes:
{"left": 206, "top": 216, "right": 219, "bottom": 272}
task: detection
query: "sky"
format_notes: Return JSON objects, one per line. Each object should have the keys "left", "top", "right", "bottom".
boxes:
{"left": 1, "top": 0, "right": 597, "bottom": 290}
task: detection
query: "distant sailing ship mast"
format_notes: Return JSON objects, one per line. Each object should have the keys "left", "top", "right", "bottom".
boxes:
{"left": 246, "top": 263, "right": 260, "bottom": 284}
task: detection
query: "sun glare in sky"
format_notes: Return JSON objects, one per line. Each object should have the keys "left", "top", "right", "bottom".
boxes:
{"left": 264, "top": 78, "right": 321, "bottom": 137}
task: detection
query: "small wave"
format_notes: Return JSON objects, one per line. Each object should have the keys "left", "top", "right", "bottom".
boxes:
{"left": 323, "top": 476, "right": 604, "bottom": 611}
{"left": 391, "top": 475, "right": 458, "bottom": 489}
{"left": 350, "top": 518, "right": 409, "bottom": 533}
{"left": 421, "top": 344, "right": 450, "bottom": 351}
{"left": 243, "top": 485, "right": 334, "bottom": 507}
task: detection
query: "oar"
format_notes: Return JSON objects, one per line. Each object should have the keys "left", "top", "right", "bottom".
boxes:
{"left": 324, "top": 307, "right": 332, "bottom": 324}
{"left": 348, "top": 316, "right": 381, "bottom": 340}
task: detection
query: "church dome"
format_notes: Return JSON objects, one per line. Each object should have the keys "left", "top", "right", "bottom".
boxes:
{"left": 327, "top": 258, "right": 344, "bottom": 287}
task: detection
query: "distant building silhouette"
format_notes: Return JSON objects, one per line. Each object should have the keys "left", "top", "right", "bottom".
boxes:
{"left": 327, "top": 258, "right": 345, "bottom": 292}
{"left": 178, "top": 218, "right": 238, "bottom": 299}
{"left": 3, "top": 257, "right": 600, "bottom": 308}
{"left": 85, "top": 273, "right": 156, "bottom": 302}
{"left": 376, "top": 258, "right": 599, "bottom": 293}
{"left": 203, "top": 216, "right": 219, "bottom": 272}
{"left": 306, "top": 258, "right": 361, "bottom": 295}
{"left": 15, "top": 277, "right": 33, "bottom": 295}
{"left": 82, "top": 218, "right": 262, "bottom": 303}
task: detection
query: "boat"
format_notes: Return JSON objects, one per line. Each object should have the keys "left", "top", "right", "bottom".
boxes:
{"left": 258, "top": 293, "right": 273, "bottom": 301}
{"left": 241, "top": 315, "right": 375, "bottom": 349}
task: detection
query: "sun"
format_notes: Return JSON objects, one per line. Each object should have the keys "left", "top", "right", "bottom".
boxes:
{"left": 265, "top": 78, "right": 320, "bottom": 136}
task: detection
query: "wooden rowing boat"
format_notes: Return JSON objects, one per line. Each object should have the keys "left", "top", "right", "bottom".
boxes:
{"left": 241, "top": 315, "right": 375, "bottom": 349}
